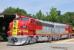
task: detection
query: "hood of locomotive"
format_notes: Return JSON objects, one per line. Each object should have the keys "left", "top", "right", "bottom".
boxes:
{"left": 8, "top": 19, "right": 29, "bottom": 37}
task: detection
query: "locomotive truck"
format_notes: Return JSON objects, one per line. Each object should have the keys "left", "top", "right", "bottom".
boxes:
{"left": 7, "top": 15, "right": 72, "bottom": 45}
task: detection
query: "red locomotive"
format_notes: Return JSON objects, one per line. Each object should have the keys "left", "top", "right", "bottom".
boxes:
{"left": 7, "top": 15, "right": 73, "bottom": 45}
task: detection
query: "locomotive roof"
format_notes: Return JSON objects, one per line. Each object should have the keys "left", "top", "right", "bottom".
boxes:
{"left": 37, "top": 20, "right": 67, "bottom": 26}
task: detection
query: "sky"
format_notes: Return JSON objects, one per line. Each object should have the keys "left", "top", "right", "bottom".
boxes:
{"left": 0, "top": 0, "right": 74, "bottom": 14}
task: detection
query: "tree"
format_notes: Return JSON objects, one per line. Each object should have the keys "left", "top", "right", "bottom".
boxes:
{"left": 33, "top": 10, "right": 45, "bottom": 20}
{"left": 2, "top": 7, "right": 28, "bottom": 16}
{"left": 2, "top": 7, "right": 16, "bottom": 15}
{"left": 49, "top": 7, "right": 59, "bottom": 22}
{"left": 63, "top": 12, "right": 74, "bottom": 26}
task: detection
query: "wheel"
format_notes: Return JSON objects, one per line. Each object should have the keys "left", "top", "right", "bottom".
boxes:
{"left": 28, "top": 36, "right": 37, "bottom": 44}
{"left": 25, "top": 37, "right": 30, "bottom": 44}
{"left": 47, "top": 36, "right": 52, "bottom": 42}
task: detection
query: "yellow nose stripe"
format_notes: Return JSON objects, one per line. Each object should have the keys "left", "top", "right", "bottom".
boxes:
{"left": 12, "top": 20, "right": 18, "bottom": 36}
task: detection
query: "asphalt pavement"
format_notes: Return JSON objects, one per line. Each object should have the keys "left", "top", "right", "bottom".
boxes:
{"left": 0, "top": 38, "right": 74, "bottom": 50}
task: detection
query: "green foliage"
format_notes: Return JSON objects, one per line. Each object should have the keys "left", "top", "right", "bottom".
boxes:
{"left": 50, "top": 8, "right": 58, "bottom": 22}
{"left": 63, "top": 12, "right": 74, "bottom": 26}
{"left": 32, "top": 10, "right": 46, "bottom": 20}
{"left": 45, "top": 7, "right": 61, "bottom": 22}
{"left": 2, "top": 7, "right": 28, "bottom": 16}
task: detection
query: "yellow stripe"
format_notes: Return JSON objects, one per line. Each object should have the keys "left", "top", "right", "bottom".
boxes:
{"left": 12, "top": 20, "right": 18, "bottom": 36}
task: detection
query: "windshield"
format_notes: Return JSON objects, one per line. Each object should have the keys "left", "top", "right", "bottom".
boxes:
{"left": 21, "top": 18, "right": 29, "bottom": 21}
{"left": 14, "top": 18, "right": 19, "bottom": 20}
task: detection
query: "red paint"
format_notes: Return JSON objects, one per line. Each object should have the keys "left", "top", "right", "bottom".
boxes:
{"left": 8, "top": 15, "right": 42, "bottom": 36}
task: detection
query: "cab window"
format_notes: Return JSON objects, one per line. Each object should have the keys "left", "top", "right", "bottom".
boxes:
{"left": 21, "top": 17, "right": 29, "bottom": 21}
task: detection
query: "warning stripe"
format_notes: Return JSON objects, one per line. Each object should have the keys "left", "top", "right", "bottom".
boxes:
{"left": 12, "top": 20, "right": 18, "bottom": 36}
